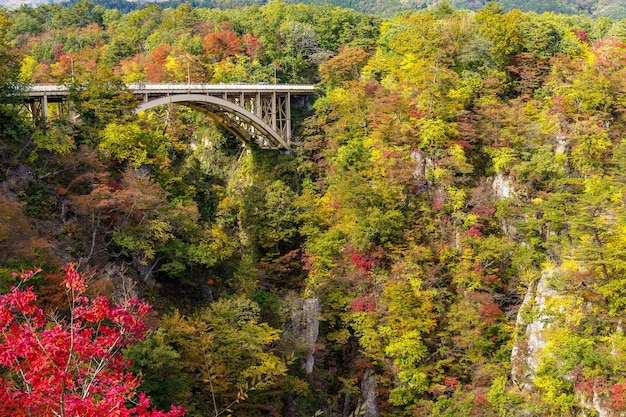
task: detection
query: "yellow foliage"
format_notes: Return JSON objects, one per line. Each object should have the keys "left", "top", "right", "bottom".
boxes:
{"left": 560, "top": 259, "right": 579, "bottom": 273}
{"left": 19, "top": 55, "right": 37, "bottom": 82}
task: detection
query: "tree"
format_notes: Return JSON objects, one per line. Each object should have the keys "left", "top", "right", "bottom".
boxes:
{"left": 0, "top": 9, "right": 21, "bottom": 100}
{"left": 277, "top": 20, "right": 329, "bottom": 82}
{"left": 237, "top": 180, "right": 300, "bottom": 256}
{"left": 241, "top": 33, "right": 263, "bottom": 59}
{"left": 202, "top": 30, "right": 242, "bottom": 61}
{"left": 70, "top": 167, "right": 199, "bottom": 285}
{"left": 127, "top": 296, "right": 287, "bottom": 417}
{"left": 8, "top": 10, "right": 43, "bottom": 38}
{"left": 476, "top": 4, "right": 525, "bottom": 66}
{"left": 48, "top": 0, "right": 99, "bottom": 29}
{"left": 319, "top": 46, "right": 369, "bottom": 87}
{"left": 68, "top": 67, "right": 135, "bottom": 143}
{"left": 0, "top": 264, "right": 184, "bottom": 417}
{"left": 99, "top": 121, "right": 178, "bottom": 169}
{"left": 145, "top": 45, "right": 172, "bottom": 82}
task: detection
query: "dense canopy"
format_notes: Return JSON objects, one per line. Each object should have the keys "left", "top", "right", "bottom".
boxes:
{"left": 2, "top": 1, "right": 626, "bottom": 416}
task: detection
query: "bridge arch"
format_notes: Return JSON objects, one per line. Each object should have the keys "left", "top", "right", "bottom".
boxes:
{"left": 135, "top": 93, "right": 289, "bottom": 149}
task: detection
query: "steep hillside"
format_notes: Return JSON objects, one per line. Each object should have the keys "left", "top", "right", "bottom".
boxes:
{"left": 3, "top": 1, "right": 626, "bottom": 416}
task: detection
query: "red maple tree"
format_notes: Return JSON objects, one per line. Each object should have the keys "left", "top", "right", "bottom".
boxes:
{"left": 0, "top": 264, "right": 184, "bottom": 417}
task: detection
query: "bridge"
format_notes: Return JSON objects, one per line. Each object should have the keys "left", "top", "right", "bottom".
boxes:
{"left": 25, "top": 83, "right": 317, "bottom": 149}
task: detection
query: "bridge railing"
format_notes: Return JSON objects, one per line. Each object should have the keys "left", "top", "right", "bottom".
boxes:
{"left": 26, "top": 83, "right": 317, "bottom": 95}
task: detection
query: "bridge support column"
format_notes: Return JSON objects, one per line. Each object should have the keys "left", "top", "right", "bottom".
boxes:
{"left": 286, "top": 92, "right": 291, "bottom": 147}
{"left": 56, "top": 100, "right": 71, "bottom": 119}
{"left": 27, "top": 96, "right": 73, "bottom": 122}
{"left": 271, "top": 92, "right": 277, "bottom": 130}
{"left": 27, "top": 99, "right": 42, "bottom": 120}
{"left": 42, "top": 95, "right": 48, "bottom": 120}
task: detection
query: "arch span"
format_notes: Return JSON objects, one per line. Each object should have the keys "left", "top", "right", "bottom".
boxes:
{"left": 135, "top": 94, "right": 289, "bottom": 149}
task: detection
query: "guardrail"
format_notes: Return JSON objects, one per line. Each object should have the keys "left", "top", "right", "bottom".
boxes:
{"left": 26, "top": 83, "right": 317, "bottom": 95}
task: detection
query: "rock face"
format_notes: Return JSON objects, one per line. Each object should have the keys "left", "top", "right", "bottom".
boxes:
{"left": 0, "top": 165, "right": 36, "bottom": 202}
{"left": 579, "top": 392, "right": 625, "bottom": 417}
{"left": 511, "top": 269, "right": 626, "bottom": 417}
{"left": 511, "top": 269, "right": 557, "bottom": 390}
{"left": 554, "top": 134, "right": 569, "bottom": 154}
{"left": 291, "top": 298, "right": 320, "bottom": 374}
{"left": 492, "top": 172, "right": 512, "bottom": 200}
{"left": 360, "top": 368, "right": 379, "bottom": 417}
{"left": 102, "top": 262, "right": 143, "bottom": 302}
{"left": 302, "top": 298, "right": 320, "bottom": 374}
{"left": 410, "top": 149, "right": 428, "bottom": 179}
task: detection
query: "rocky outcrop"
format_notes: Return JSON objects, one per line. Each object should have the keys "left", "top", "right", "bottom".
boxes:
{"left": 302, "top": 298, "right": 320, "bottom": 374}
{"left": 511, "top": 269, "right": 626, "bottom": 417}
{"left": 411, "top": 149, "right": 430, "bottom": 179}
{"left": 579, "top": 392, "right": 624, "bottom": 417}
{"left": 100, "top": 262, "right": 143, "bottom": 302}
{"left": 360, "top": 368, "right": 379, "bottom": 417}
{"left": 511, "top": 269, "right": 557, "bottom": 390}
{"left": 291, "top": 298, "right": 320, "bottom": 374}
{"left": 492, "top": 172, "right": 512, "bottom": 200}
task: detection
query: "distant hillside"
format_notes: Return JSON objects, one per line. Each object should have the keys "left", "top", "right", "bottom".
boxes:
{"left": 498, "top": 0, "right": 626, "bottom": 18}
{"left": 2, "top": 0, "right": 626, "bottom": 19}
{"left": 294, "top": 0, "right": 625, "bottom": 18}
{"left": 156, "top": 0, "right": 626, "bottom": 18}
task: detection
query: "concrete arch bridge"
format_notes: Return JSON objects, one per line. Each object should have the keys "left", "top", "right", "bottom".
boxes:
{"left": 25, "top": 83, "right": 317, "bottom": 150}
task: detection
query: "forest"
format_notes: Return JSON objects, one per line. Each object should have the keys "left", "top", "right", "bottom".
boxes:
{"left": 2, "top": 0, "right": 626, "bottom": 416}
{"left": 12, "top": 0, "right": 626, "bottom": 19}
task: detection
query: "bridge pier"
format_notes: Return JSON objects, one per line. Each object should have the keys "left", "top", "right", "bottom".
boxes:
{"left": 26, "top": 95, "right": 47, "bottom": 120}
{"left": 285, "top": 92, "right": 292, "bottom": 147}
{"left": 25, "top": 95, "right": 73, "bottom": 122}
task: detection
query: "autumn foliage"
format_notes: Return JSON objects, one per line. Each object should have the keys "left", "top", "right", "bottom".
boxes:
{"left": 0, "top": 264, "right": 184, "bottom": 417}
{"left": 7, "top": 0, "right": 626, "bottom": 415}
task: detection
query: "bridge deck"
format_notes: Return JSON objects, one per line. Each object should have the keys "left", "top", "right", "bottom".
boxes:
{"left": 26, "top": 83, "right": 317, "bottom": 97}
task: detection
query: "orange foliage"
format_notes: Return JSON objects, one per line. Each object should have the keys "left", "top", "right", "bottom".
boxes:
{"left": 146, "top": 45, "right": 172, "bottom": 82}
{"left": 319, "top": 46, "right": 368, "bottom": 85}
{"left": 241, "top": 33, "right": 263, "bottom": 59}
{"left": 202, "top": 30, "right": 242, "bottom": 61}
{"left": 32, "top": 63, "right": 55, "bottom": 83}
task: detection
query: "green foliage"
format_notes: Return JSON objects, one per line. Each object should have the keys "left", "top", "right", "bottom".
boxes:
{"left": 0, "top": 10, "right": 22, "bottom": 100}
{"left": 99, "top": 121, "right": 183, "bottom": 169}
{"left": 5, "top": 2, "right": 626, "bottom": 416}
{"left": 125, "top": 328, "right": 190, "bottom": 410}
{"left": 33, "top": 119, "right": 76, "bottom": 155}
{"left": 130, "top": 297, "right": 287, "bottom": 417}
{"left": 428, "top": 390, "right": 485, "bottom": 417}
{"left": 186, "top": 226, "right": 237, "bottom": 267}
{"left": 69, "top": 68, "right": 136, "bottom": 142}
{"left": 18, "top": 181, "right": 59, "bottom": 219}
{"left": 47, "top": 0, "right": 101, "bottom": 29}
{"left": 476, "top": 6, "right": 524, "bottom": 66}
